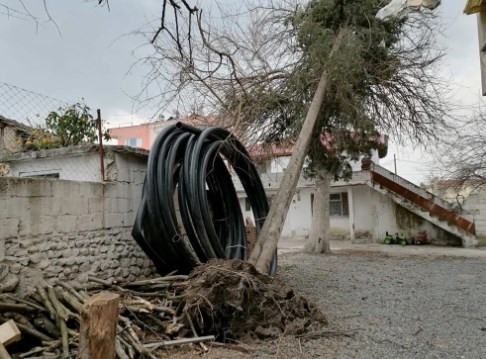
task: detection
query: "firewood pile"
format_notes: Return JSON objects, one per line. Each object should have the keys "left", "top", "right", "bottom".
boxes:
{"left": 0, "top": 274, "right": 210, "bottom": 359}
{"left": 0, "top": 259, "right": 326, "bottom": 358}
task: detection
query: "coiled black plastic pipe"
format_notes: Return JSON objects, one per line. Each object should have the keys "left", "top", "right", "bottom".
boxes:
{"left": 132, "top": 122, "right": 277, "bottom": 275}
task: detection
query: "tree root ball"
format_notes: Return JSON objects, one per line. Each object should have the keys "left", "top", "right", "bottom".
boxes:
{"left": 182, "top": 259, "right": 327, "bottom": 341}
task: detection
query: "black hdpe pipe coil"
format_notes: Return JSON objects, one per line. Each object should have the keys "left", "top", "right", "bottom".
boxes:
{"left": 132, "top": 122, "right": 277, "bottom": 276}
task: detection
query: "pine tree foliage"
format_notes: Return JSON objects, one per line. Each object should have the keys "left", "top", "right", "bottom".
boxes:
{"left": 224, "top": 0, "right": 445, "bottom": 180}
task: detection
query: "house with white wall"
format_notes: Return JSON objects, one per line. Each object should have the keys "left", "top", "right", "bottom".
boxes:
{"left": 235, "top": 147, "right": 478, "bottom": 248}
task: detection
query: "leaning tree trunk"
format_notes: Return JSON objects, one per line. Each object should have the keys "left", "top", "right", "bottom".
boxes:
{"left": 249, "top": 28, "right": 347, "bottom": 274}
{"left": 305, "top": 170, "right": 332, "bottom": 253}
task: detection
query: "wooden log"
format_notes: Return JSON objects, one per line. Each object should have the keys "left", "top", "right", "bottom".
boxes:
{"left": 14, "top": 321, "right": 52, "bottom": 342}
{"left": 47, "top": 287, "right": 71, "bottom": 321}
{"left": 0, "top": 303, "right": 34, "bottom": 313}
{"left": 0, "top": 343, "right": 11, "bottom": 359}
{"left": 33, "top": 315, "right": 61, "bottom": 338}
{"left": 0, "top": 320, "right": 22, "bottom": 359}
{"left": 56, "top": 282, "right": 87, "bottom": 303}
{"left": 0, "top": 320, "right": 20, "bottom": 346}
{"left": 58, "top": 319, "right": 69, "bottom": 358}
{"left": 144, "top": 335, "right": 215, "bottom": 350}
{"left": 77, "top": 292, "right": 119, "bottom": 359}
{"left": 35, "top": 286, "right": 57, "bottom": 321}
{"left": 57, "top": 291, "right": 83, "bottom": 314}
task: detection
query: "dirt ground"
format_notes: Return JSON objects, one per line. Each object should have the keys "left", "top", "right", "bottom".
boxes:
{"left": 162, "top": 243, "right": 486, "bottom": 358}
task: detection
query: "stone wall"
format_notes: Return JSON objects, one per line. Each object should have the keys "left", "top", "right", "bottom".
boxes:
{"left": 0, "top": 176, "right": 156, "bottom": 293}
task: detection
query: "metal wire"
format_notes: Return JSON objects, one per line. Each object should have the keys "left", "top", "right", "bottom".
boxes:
{"left": 0, "top": 81, "right": 68, "bottom": 126}
{"left": 0, "top": 81, "right": 104, "bottom": 182}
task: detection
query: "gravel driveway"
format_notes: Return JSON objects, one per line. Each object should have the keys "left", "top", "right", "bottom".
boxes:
{"left": 275, "top": 250, "right": 486, "bottom": 359}
{"left": 165, "top": 248, "right": 486, "bottom": 359}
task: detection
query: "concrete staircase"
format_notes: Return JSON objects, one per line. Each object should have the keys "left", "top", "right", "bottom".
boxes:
{"left": 368, "top": 164, "right": 477, "bottom": 248}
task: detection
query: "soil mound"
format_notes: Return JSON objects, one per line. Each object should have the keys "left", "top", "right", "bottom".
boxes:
{"left": 182, "top": 259, "right": 327, "bottom": 340}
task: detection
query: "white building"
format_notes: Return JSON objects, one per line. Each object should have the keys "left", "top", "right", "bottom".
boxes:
{"left": 236, "top": 149, "right": 478, "bottom": 248}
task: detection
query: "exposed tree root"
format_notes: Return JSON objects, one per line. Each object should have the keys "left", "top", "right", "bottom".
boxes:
{"left": 182, "top": 259, "right": 327, "bottom": 341}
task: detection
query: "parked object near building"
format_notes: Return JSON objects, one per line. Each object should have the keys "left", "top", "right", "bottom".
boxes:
{"left": 414, "top": 230, "right": 429, "bottom": 245}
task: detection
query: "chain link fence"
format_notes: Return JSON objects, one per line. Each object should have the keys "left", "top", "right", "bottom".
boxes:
{"left": 0, "top": 81, "right": 68, "bottom": 127}
{"left": 0, "top": 81, "right": 106, "bottom": 182}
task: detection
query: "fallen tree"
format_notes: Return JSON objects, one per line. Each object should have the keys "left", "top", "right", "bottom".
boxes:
{"left": 138, "top": 0, "right": 448, "bottom": 274}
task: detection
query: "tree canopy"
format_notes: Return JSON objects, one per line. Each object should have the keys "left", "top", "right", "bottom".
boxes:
{"left": 222, "top": 0, "right": 446, "bottom": 180}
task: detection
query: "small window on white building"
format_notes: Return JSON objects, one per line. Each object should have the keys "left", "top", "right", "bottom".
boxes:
{"left": 19, "top": 170, "right": 60, "bottom": 178}
{"left": 329, "top": 192, "right": 349, "bottom": 217}
{"left": 125, "top": 138, "right": 142, "bottom": 147}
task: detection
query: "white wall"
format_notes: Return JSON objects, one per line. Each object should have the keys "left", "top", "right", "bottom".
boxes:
{"left": 239, "top": 188, "right": 314, "bottom": 238}
{"left": 8, "top": 153, "right": 102, "bottom": 182}
{"left": 282, "top": 188, "right": 313, "bottom": 238}
{"left": 464, "top": 192, "right": 486, "bottom": 238}
{"left": 267, "top": 149, "right": 381, "bottom": 174}
{"left": 240, "top": 182, "right": 462, "bottom": 245}
{"left": 269, "top": 157, "right": 291, "bottom": 173}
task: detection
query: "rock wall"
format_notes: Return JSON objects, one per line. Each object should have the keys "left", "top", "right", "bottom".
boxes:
{"left": 0, "top": 176, "right": 156, "bottom": 293}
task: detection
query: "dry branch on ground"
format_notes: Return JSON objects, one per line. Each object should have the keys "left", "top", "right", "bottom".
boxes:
{"left": 0, "top": 259, "right": 325, "bottom": 358}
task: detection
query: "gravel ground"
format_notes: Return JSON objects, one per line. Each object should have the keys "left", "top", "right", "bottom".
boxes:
{"left": 276, "top": 250, "right": 486, "bottom": 359}
{"left": 165, "top": 249, "right": 486, "bottom": 358}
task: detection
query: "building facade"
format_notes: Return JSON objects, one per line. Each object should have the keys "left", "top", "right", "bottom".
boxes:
{"left": 108, "top": 116, "right": 217, "bottom": 150}
{"left": 235, "top": 152, "right": 477, "bottom": 247}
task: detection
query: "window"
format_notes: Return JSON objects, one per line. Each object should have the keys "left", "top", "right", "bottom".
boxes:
{"left": 19, "top": 170, "right": 60, "bottom": 178}
{"left": 125, "top": 138, "right": 142, "bottom": 147}
{"left": 329, "top": 192, "right": 349, "bottom": 217}
{"left": 310, "top": 192, "right": 349, "bottom": 217}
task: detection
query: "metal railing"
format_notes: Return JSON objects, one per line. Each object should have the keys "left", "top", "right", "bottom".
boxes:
{"left": 371, "top": 163, "right": 475, "bottom": 223}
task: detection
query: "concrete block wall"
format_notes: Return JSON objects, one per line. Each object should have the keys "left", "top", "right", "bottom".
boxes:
{"left": 8, "top": 152, "right": 103, "bottom": 182}
{"left": 0, "top": 176, "right": 155, "bottom": 293}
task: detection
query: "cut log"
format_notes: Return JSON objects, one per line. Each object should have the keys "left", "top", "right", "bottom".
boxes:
{"left": 0, "top": 320, "right": 20, "bottom": 346}
{"left": 0, "top": 343, "right": 10, "bottom": 359}
{"left": 0, "top": 320, "right": 21, "bottom": 359}
{"left": 77, "top": 292, "right": 119, "bottom": 359}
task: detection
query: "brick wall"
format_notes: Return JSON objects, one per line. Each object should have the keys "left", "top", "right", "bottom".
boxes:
{"left": 0, "top": 175, "right": 156, "bottom": 293}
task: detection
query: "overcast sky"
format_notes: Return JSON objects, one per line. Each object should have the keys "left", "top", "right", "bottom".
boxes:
{"left": 0, "top": 0, "right": 482, "bottom": 184}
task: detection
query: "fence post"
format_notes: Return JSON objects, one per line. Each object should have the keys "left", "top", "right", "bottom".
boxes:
{"left": 96, "top": 109, "right": 106, "bottom": 181}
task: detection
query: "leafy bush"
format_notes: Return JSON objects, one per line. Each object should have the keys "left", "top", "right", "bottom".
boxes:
{"left": 19, "top": 103, "right": 110, "bottom": 151}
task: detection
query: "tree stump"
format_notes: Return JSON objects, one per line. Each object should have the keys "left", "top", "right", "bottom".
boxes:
{"left": 77, "top": 292, "right": 119, "bottom": 359}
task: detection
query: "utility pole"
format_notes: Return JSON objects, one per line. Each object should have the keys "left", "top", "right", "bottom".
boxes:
{"left": 394, "top": 154, "right": 397, "bottom": 175}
